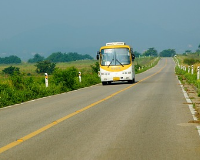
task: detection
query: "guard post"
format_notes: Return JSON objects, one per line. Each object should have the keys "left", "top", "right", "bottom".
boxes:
{"left": 192, "top": 65, "right": 194, "bottom": 74}
{"left": 79, "top": 72, "right": 81, "bottom": 82}
{"left": 188, "top": 66, "right": 190, "bottom": 73}
{"left": 45, "top": 73, "right": 48, "bottom": 87}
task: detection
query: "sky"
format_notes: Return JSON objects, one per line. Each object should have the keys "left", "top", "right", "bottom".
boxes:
{"left": 0, "top": 0, "right": 200, "bottom": 60}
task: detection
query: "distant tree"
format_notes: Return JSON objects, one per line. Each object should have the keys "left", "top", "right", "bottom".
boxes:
{"left": 197, "top": 44, "right": 200, "bottom": 54}
{"left": 28, "top": 53, "right": 45, "bottom": 63}
{"left": 185, "top": 50, "right": 192, "bottom": 54}
{"left": 46, "top": 52, "right": 93, "bottom": 62}
{"left": 46, "top": 52, "right": 64, "bottom": 62}
{"left": 134, "top": 51, "right": 141, "bottom": 57}
{"left": 160, "top": 49, "right": 176, "bottom": 57}
{"left": 35, "top": 60, "right": 56, "bottom": 74}
{"left": 2, "top": 66, "right": 20, "bottom": 75}
{"left": 0, "top": 55, "right": 21, "bottom": 64}
{"left": 143, "top": 48, "right": 158, "bottom": 57}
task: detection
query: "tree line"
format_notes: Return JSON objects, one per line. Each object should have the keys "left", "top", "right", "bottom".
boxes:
{"left": 28, "top": 52, "right": 93, "bottom": 63}
{"left": 135, "top": 44, "right": 200, "bottom": 57}
{"left": 1, "top": 44, "right": 200, "bottom": 65}
{"left": 0, "top": 52, "right": 93, "bottom": 64}
{"left": 0, "top": 55, "right": 21, "bottom": 64}
{"left": 135, "top": 48, "right": 176, "bottom": 57}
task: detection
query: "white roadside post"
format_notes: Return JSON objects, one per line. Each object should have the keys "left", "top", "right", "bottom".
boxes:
{"left": 192, "top": 65, "right": 194, "bottom": 74}
{"left": 197, "top": 66, "right": 200, "bottom": 80}
{"left": 45, "top": 73, "right": 48, "bottom": 87}
{"left": 188, "top": 66, "right": 190, "bottom": 73}
{"left": 79, "top": 72, "right": 81, "bottom": 82}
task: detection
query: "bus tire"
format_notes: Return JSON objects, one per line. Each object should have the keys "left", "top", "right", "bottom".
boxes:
{"left": 102, "top": 82, "right": 107, "bottom": 85}
{"left": 128, "top": 78, "right": 135, "bottom": 84}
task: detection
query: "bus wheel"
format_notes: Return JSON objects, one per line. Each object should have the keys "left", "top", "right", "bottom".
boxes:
{"left": 128, "top": 79, "right": 133, "bottom": 84}
{"left": 102, "top": 82, "right": 107, "bottom": 85}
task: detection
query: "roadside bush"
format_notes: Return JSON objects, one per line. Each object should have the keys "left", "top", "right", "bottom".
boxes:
{"left": 135, "top": 64, "right": 142, "bottom": 72}
{"left": 53, "top": 67, "right": 78, "bottom": 91}
{"left": 79, "top": 74, "right": 100, "bottom": 87}
{"left": 10, "top": 73, "right": 24, "bottom": 90}
{"left": 90, "top": 62, "right": 99, "bottom": 74}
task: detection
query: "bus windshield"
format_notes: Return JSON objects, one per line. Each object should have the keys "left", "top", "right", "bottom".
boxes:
{"left": 100, "top": 48, "right": 130, "bottom": 66}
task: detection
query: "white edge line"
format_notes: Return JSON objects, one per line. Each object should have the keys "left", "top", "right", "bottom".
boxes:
{"left": 178, "top": 78, "right": 200, "bottom": 137}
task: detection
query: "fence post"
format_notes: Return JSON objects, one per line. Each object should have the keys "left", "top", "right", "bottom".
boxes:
{"left": 45, "top": 73, "right": 48, "bottom": 87}
{"left": 197, "top": 66, "right": 200, "bottom": 80}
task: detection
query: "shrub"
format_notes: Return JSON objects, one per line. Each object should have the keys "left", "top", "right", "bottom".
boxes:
{"left": 2, "top": 66, "right": 20, "bottom": 75}
{"left": 53, "top": 67, "right": 78, "bottom": 90}
{"left": 35, "top": 60, "right": 56, "bottom": 74}
{"left": 90, "top": 62, "right": 99, "bottom": 74}
{"left": 183, "top": 58, "right": 200, "bottom": 65}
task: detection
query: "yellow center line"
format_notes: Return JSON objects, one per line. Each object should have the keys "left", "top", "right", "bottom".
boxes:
{"left": 0, "top": 59, "right": 167, "bottom": 154}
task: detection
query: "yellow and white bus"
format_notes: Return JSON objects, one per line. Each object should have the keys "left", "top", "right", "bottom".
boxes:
{"left": 97, "top": 42, "right": 135, "bottom": 85}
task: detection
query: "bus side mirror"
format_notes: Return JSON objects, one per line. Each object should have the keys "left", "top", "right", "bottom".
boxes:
{"left": 96, "top": 51, "right": 100, "bottom": 60}
{"left": 132, "top": 54, "right": 135, "bottom": 61}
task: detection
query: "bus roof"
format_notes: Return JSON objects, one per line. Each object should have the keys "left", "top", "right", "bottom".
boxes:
{"left": 106, "top": 42, "right": 126, "bottom": 46}
{"left": 100, "top": 42, "right": 131, "bottom": 50}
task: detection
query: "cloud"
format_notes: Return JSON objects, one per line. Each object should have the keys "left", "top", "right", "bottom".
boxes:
{"left": 0, "top": 52, "right": 9, "bottom": 57}
{"left": 188, "top": 44, "right": 193, "bottom": 48}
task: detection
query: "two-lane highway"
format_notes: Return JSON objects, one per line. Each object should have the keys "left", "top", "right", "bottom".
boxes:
{"left": 1, "top": 58, "right": 200, "bottom": 160}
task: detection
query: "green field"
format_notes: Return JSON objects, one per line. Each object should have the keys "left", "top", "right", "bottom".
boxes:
{"left": 0, "top": 60, "right": 97, "bottom": 75}
{"left": 0, "top": 57, "right": 157, "bottom": 76}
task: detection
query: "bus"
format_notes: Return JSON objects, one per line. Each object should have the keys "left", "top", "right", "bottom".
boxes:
{"left": 97, "top": 42, "right": 135, "bottom": 85}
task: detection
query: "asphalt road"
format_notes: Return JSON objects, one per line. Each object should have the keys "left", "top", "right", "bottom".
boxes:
{"left": 1, "top": 58, "right": 200, "bottom": 160}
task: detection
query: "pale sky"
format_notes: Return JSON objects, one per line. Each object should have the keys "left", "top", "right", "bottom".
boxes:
{"left": 0, "top": 0, "right": 200, "bottom": 60}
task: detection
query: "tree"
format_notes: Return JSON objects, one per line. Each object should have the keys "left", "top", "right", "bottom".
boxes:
{"left": 46, "top": 52, "right": 64, "bottom": 62}
{"left": 185, "top": 50, "right": 192, "bottom": 54}
{"left": 0, "top": 55, "right": 21, "bottom": 64}
{"left": 2, "top": 66, "right": 20, "bottom": 75}
{"left": 46, "top": 52, "right": 93, "bottom": 62}
{"left": 196, "top": 44, "right": 200, "bottom": 54}
{"left": 35, "top": 60, "right": 56, "bottom": 74}
{"left": 160, "top": 49, "right": 176, "bottom": 57}
{"left": 134, "top": 51, "right": 141, "bottom": 57}
{"left": 143, "top": 48, "right": 158, "bottom": 57}
{"left": 28, "top": 53, "right": 44, "bottom": 63}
